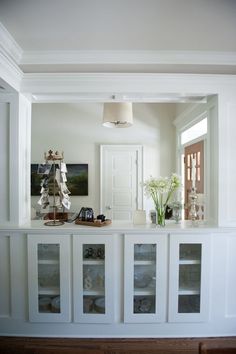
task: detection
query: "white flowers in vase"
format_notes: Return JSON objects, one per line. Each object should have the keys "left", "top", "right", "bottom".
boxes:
{"left": 143, "top": 173, "right": 181, "bottom": 226}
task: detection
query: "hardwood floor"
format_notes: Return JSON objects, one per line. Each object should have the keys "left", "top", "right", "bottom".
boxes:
{"left": 0, "top": 337, "right": 236, "bottom": 354}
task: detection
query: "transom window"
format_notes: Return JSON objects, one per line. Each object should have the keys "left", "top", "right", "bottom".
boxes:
{"left": 181, "top": 118, "right": 207, "bottom": 145}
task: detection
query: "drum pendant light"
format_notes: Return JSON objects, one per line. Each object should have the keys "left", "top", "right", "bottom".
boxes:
{"left": 102, "top": 102, "right": 133, "bottom": 128}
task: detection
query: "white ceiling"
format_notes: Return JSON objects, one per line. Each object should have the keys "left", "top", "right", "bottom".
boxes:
{"left": 0, "top": 0, "right": 236, "bottom": 75}
{"left": 1, "top": 0, "right": 236, "bottom": 52}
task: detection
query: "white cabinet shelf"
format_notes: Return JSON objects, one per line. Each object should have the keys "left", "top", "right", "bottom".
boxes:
{"left": 82, "top": 260, "right": 105, "bottom": 265}
{"left": 38, "top": 259, "right": 60, "bottom": 265}
{"left": 134, "top": 260, "right": 155, "bottom": 266}
{"left": 73, "top": 235, "right": 114, "bottom": 323}
{"left": 134, "top": 288, "right": 156, "bottom": 296}
{"left": 179, "top": 260, "right": 201, "bottom": 265}
{"left": 168, "top": 234, "right": 211, "bottom": 322}
{"left": 178, "top": 288, "right": 200, "bottom": 295}
{"left": 124, "top": 234, "right": 167, "bottom": 323}
{"left": 27, "top": 234, "right": 71, "bottom": 323}
{"left": 83, "top": 289, "right": 105, "bottom": 296}
{"left": 38, "top": 286, "right": 60, "bottom": 295}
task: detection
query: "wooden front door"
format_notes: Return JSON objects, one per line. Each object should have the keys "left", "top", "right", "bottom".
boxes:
{"left": 184, "top": 140, "right": 204, "bottom": 219}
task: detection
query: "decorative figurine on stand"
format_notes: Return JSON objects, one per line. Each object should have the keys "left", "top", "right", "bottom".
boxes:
{"left": 37, "top": 150, "right": 71, "bottom": 226}
{"left": 189, "top": 187, "right": 198, "bottom": 226}
{"left": 189, "top": 156, "right": 198, "bottom": 226}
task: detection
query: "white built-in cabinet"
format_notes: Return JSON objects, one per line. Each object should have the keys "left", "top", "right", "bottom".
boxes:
{"left": 168, "top": 234, "right": 211, "bottom": 322}
{"left": 27, "top": 232, "right": 211, "bottom": 325}
{"left": 73, "top": 234, "right": 114, "bottom": 323}
{"left": 124, "top": 234, "right": 167, "bottom": 322}
{"left": 27, "top": 234, "right": 71, "bottom": 322}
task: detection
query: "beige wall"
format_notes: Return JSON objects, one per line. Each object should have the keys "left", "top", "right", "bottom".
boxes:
{"left": 31, "top": 102, "right": 176, "bottom": 216}
{"left": 174, "top": 103, "right": 193, "bottom": 117}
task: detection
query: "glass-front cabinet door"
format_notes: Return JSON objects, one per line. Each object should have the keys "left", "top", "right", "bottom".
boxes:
{"left": 27, "top": 234, "right": 71, "bottom": 322}
{"left": 124, "top": 234, "right": 167, "bottom": 323}
{"left": 168, "top": 234, "right": 211, "bottom": 322}
{"left": 73, "top": 235, "right": 114, "bottom": 323}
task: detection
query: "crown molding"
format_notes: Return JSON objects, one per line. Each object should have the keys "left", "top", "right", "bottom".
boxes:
{"left": 0, "top": 20, "right": 236, "bottom": 75}
{"left": 21, "top": 72, "right": 236, "bottom": 98}
{"left": 0, "top": 50, "right": 23, "bottom": 91}
{"left": 0, "top": 22, "right": 23, "bottom": 63}
{"left": 0, "top": 22, "right": 23, "bottom": 90}
{"left": 22, "top": 72, "right": 236, "bottom": 83}
{"left": 20, "top": 50, "right": 236, "bottom": 66}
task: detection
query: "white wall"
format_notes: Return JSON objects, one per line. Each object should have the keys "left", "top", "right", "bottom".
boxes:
{"left": 31, "top": 103, "right": 176, "bottom": 216}
{"left": 0, "top": 102, "right": 9, "bottom": 222}
{"left": 218, "top": 89, "right": 236, "bottom": 226}
{"left": 174, "top": 103, "right": 194, "bottom": 117}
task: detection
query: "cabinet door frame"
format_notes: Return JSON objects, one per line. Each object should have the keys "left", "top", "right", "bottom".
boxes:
{"left": 27, "top": 234, "right": 71, "bottom": 322}
{"left": 168, "top": 233, "right": 211, "bottom": 322}
{"left": 124, "top": 233, "right": 168, "bottom": 323}
{"left": 73, "top": 234, "right": 114, "bottom": 323}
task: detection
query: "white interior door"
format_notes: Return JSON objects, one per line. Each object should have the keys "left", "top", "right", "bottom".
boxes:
{"left": 100, "top": 145, "right": 143, "bottom": 221}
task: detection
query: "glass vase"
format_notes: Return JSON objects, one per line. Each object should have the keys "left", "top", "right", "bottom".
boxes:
{"left": 156, "top": 206, "right": 166, "bottom": 227}
{"left": 172, "top": 206, "right": 181, "bottom": 223}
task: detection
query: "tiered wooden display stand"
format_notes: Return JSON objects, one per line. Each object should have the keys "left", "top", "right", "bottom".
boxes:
{"left": 44, "top": 150, "right": 65, "bottom": 227}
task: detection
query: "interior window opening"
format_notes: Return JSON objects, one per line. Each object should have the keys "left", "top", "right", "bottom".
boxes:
{"left": 180, "top": 117, "right": 208, "bottom": 221}
{"left": 181, "top": 118, "right": 207, "bottom": 145}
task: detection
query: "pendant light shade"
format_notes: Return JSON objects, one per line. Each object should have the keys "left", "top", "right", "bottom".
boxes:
{"left": 103, "top": 102, "right": 133, "bottom": 128}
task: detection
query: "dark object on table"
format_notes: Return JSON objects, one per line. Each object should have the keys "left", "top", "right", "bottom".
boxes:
{"left": 97, "top": 214, "right": 106, "bottom": 222}
{"left": 165, "top": 207, "right": 173, "bottom": 219}
{"left": 78, "top": 207, "right": 94, "bottom": 222}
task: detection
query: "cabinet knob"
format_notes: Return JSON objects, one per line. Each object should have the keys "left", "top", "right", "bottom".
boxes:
{"left": 106, "top": 205, "right": 112, "bottom": 210}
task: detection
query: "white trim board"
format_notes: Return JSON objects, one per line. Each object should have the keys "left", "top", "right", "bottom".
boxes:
{"left": 19, "top": 50, "right": 236, "bottom": 66}
{"left": 20, "top": 73, "right": 236, "bottom": 97}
